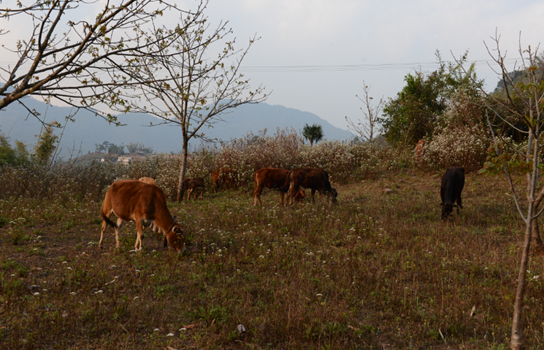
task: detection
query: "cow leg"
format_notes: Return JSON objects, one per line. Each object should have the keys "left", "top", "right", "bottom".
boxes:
{"left": 254, "top": 183, "right": 265, "bottom": 206}
{"left": 280, "top": 191, "right": 284, "bottom": 206}
{"left": 99, "top": 220, "right": 108, "bottom": 249}
{"left": 287, "top": 185, "right": 298, "bottom": 206}
{"left": 311, "top": 189, "right": 316, "bottom": 203}
{"left": 114, "top": 218, "right": 125, "bottom": 249}
{"left": 134, "top": 219, "right": 144, "bottom": 251}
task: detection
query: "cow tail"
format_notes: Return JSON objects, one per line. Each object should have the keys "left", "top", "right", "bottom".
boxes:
{"left": 101, "top": 210, "right": 117, "bottom": 228}
{"left": 279, "top": 171, "right": 292, "bottom": 193}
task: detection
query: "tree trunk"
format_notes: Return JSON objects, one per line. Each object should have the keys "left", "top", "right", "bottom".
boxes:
{"left": 531, "top": 187, "right": 544, "bottom": 252}
{"left": 510, "top": 220, "right": 532, "bottom": 350}
{"left": 176, "top": 139, "right": 189, "bottom": 202}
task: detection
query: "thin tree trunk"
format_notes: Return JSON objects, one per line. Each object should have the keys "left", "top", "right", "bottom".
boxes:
{"left": 511, "top": 120, "right": 537, "bottom": 350}
{"left": 531, "top": 187, "right": 544, "bottom": 252}
{"left": 176, "top": 139, "right": 189, "bottom": 202}
{"left": 511, "top": 220, "right": 532, "bottom": 350}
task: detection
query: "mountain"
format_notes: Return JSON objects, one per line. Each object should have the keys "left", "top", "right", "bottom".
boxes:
{"left": 0, "top": 97, "right": 353, "bottom": 156}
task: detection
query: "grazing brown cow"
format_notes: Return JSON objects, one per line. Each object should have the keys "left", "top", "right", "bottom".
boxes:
{"left": 253, "top": 168, "right": 306, "bottom": 206}
{"left": 183, "top": 177, "right": 205, "bottom": 200}
{"left": 440, "top": 166, "right": 465, "bottom": 220}
{"left": 100, "top": 180, "right": 184, "bottom": 251}
{"left": 283, "top": 167, "right": 338, "bottom": 205}
{"left": 138, "top": 177, "right": 156, "bottom": 185}
{"left": 211, "top": 167, "right": 233, "bottom": 193}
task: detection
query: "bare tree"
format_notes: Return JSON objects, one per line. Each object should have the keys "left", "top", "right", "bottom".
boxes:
{"left": 476, "top": 33, "right": 544, "bottom": 350}
{"left": 116, "top": 3, "right": 267, "bottom": 201}
{"left": 345, "top": 83, "right": 383, "bottom": 146}
{"left": 0, "top": 0, "right": 195, "bottom": 125}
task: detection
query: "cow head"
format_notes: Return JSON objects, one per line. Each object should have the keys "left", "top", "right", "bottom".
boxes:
{"left": 328, "top": 188, "right": 338, "bottom": 204}
{"left": 295, "top": 189, "right": 306, "bottom": 203}
{"left": 441, "top": 202, "right": 455, "bottom": 220}
{"left": 166, "top": 216, "right": 185, "bottom": 251}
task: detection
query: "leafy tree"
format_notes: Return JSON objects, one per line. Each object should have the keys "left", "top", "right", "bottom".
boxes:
{"left": 0, "top": 133, "right": 31, "bottom": 166}
{"left": 95, "top": 141, "right": 111, "bottom": 153}
{"left": 34, "top": 124, "right": 58, "bottom": 165}
{"left": 302, "top": 123, "right": 324, "bottom": 147}
{"left": 380, "top": 52, "right": 482, "bottom": 146}
{"left": 107, "top": 143, "right": 124, "bottom": 155}
{"left": 0, "top": 0, "right": 193, "bottom": 125}
{"left": 115, "top": 5, "right": 267, "bottom": 201}
{"left": 477, "top": 34, "right": 544, "bottom": 350}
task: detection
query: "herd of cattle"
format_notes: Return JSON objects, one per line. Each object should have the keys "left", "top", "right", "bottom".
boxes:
{"left": 100, "top": 167, "right": 338, "bottom": 252}
{"left": 99, "top": 165, "right": 464, "bottom": 252}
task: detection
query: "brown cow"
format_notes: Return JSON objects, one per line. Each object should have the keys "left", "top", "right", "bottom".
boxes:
{"left": 183, "top": 177, "right": 205, "bottom": 200}
{"left": 440, "top": 166, "right": 465, "bottom": 220}
{"left": 138, "top": 177, "right": 156, "bottom": 185}
{"left": 253, "top": 168, "right": 306, "bottom": 206}
{"left": 99, "top": 180, "right": 184, "bottom": 251}
{"left": 211, "top": 167, "right": 233, "bottom": 193}
{"left": 283, "top": 167, "right": 338, "bottom": 205}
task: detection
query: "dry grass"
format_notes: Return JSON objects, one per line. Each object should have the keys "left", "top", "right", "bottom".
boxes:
{"left": 1, "top": 169, "right": 543, "bottom": 349}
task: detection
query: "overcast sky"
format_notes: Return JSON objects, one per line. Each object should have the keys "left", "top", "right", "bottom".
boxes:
{"left": 2, "top": 0, "right": 544, "bottom": 134}
{"left": 199, "top": 0, "right": 544, "bottom": 131}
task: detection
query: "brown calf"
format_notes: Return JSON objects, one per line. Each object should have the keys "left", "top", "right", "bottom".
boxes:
{"left": 183, "top": 177, "right": 205, "bottom": 200}
{"left": 283, "top": 167, "right": 338, "bottom": 205}
{"left": 100, "top": 180, "right": 184, "bottom": 251}
{"left": 211, "top": 167, "right": 233, "bottom": 193}
{"left": 253, "top": 168, "right": 306, "bottom": 206}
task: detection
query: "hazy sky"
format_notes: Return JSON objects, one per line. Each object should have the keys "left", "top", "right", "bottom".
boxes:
{"left": 2, "top": 0, "right": 544, "bottom": 134}
{"left": 200, "top": 0, "right": 544, "bottom": 131}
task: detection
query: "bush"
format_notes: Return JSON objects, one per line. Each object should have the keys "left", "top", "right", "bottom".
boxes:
{"left": 416, "top": 89, "right": 491, "bottom": 172}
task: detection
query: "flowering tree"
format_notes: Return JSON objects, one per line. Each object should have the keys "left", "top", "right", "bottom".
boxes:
{"left": 0, "top": 0, "right": 195, "bottom": 125}
{"left": 116, "top": 2, "right": 267, "bottom": 202}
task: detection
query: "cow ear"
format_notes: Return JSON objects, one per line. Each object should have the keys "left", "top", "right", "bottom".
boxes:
{"left": 439, "top": 203, "right": 444, "bottom": 206}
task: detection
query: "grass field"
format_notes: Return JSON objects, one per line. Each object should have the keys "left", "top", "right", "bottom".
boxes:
{"left": 1, "top": 169, "right": 543, "bottom": 349}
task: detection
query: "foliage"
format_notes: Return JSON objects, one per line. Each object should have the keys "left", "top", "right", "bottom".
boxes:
{"left": 0, "top": 128, "right": 409, "bottom": 201}
{"left": 380, "top": 52, "right": 483, "bottom": 146}
{"left": 33, "top": 124, "right": 59, "bottom": 165}
{"left": 416, "top": 89, "right": 491, "bottom": 171}
{"left": 302, "top": 123, "right": 324, "bottom": 147}
{"left": 94, "top": 141, "right": 125, "bottom": 155}
{"left": 0, "top": 133, "right": 30, "bottom": 166}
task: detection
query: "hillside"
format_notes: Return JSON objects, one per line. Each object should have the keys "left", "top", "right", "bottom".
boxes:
{"left": 0, "top": 97, "right": 352, "bottom": 157}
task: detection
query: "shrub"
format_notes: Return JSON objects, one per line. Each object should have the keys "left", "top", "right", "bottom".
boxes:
{"left": 417, "top": 89, "right": 491, "bottom": 172}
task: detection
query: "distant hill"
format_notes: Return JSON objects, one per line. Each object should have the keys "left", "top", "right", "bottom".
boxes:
{"left": 0, "top": 97, "right": 352, "bottom": 157}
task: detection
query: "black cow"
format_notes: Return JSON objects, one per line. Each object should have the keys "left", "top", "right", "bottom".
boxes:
{"left": 440, "top": 166, "right": 465, "bottom": 220}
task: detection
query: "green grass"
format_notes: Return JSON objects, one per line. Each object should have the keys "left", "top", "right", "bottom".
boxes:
{"left": 0, "top": 169, "right": 543, "bottom": 349}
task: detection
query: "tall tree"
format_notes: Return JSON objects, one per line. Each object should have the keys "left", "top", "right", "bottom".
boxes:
{"left": 116, "top": 3, "right": 267, "bottom": 201}
{"left": 302, "top": 123, "right": 324, "bottom": 147}
{"left": 477, "top": 33, "right": 544, "bottom": 350}
{"left": 0, "top": 0, "right": 194, "bottom": 125}
{"left": 380, "top": 52, "right": 482, "bottom": 146}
